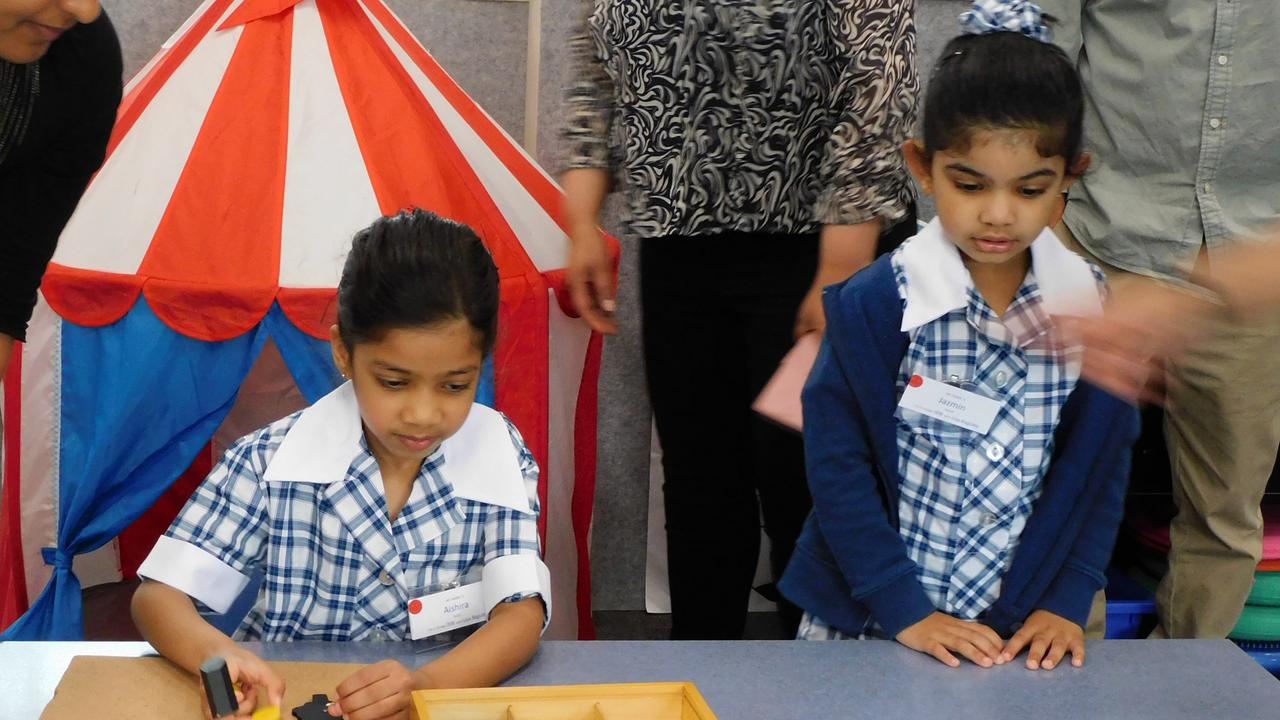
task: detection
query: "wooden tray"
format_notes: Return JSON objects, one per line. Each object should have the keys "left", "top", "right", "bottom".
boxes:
{"left": 413, "top": 682, "right": 718, "bottom": 720}
{"left": 40, "top": 655, "right": 366, "bottom": 720}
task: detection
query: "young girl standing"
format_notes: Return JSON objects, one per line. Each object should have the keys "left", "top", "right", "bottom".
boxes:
{"left": 780, "top": 0, "right": 1140, "bottom": 672}
{"left": 132, "top": 210, "right": 549, "bottom": 719}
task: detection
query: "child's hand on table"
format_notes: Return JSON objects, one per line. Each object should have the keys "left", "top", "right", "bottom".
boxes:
{"left": 201, "top": 648, "right": 285, "bottom": 719}
{"left": 1001, "top": 609, "right": 1085, "bottom": 670}
{"left": 895, "top": 611, "right": 1005, "bottom": 668}
{"left": 328, "top": 659, "right": 417, "bottom": 720}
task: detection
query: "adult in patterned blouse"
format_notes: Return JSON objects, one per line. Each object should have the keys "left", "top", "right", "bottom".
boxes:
{"left": 0, "top": 0, "right": 121, "bottom": 378}
{"left": 560, "top": 1, "right": 918, "bottom": 640}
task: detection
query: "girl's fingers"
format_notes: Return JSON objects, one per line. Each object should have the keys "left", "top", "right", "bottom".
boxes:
{"left": 240, "top": 666, "right": 285, "bottom": 708}
{"left": 929, "top": 643, "right": 961, "bottom": 668}
{"left": 233, "top": 689, "right": 254, "bottom": 719}
{"left": 1026, "top": 635, "right": 1050, "bottom": 670}
{"left": 263, "top": 672, "right": 286, "bottom": 707}
{"left": 1070, "top": 637, "right": 1086, "bottom": 667}
{"left": 1041, "top": 636, "right": 1070, "bottom": 670}
{"left": 957, "top": 630, "right": 999, "bottom": 664}
{"left": 1002, "top": 627, "right": 1032, "bottom": 663}
{"left": 947, "top": 638, "right": 994, "bottom": 668}
{"left": 344, "top": 690, "right": 409, "bottom": 720}
{"left": 336, "top": 663, "right": 411, "bottom": 719}
{"left": 335, "top": 665, "right": 385, "bottom": 704}
{"left": 962, "top": 625, "right": 1004, "bottom": 659}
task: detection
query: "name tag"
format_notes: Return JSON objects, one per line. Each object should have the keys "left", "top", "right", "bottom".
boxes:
{"left": 408, "top": 582, "right": 487, "bottom": 640}
{"left": 898, "top": 374, "right": 1000, "bottom": 434}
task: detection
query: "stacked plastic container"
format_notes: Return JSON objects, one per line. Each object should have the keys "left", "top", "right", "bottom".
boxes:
{"left": 1107, "top": 409, "right": 1280, "bottom": 675}
{"left": 1229, "top": 505, "right": 1280, "bottom": 675}
{"left": 1112, "top": 503, "right": 1280, "bottom": 676}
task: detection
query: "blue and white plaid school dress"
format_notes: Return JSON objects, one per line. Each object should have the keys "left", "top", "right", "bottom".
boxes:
{"left": 138, "top": 381, "right": 550, "bottom": 641}
{"left": 799, "top": 219, "right": 1103, "bottom": 640}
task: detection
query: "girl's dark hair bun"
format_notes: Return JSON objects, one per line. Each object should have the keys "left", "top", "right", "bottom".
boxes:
{"left": 924, "top": 30, "right": 1084, "bottom": 167}
{"left": 337, "top": 209, "right": 500, "bottom": 356}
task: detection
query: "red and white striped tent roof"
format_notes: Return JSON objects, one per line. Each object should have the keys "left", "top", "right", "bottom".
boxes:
{"left": 7, "top": 0, "right": 605, "bottom": 639}
{"left": 49, "top": 0, "right": 571, "bottom": 340}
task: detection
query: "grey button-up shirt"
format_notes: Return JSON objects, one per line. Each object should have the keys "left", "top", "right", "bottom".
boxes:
{"left": 1042, "top": 1, "right": 1280, "bottom": 279}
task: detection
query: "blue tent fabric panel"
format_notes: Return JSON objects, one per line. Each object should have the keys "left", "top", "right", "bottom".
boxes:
{"left": 264, "top": 303, "right": 496, "bottom": 408}
{"left": 478, "top": 355, "right": 495, "bottom": 408}
{"left": 2, "top": 299, "right": 266, "bottom": 640}
{"left": 263, "top": 304, "right": 342, "bottom": 403}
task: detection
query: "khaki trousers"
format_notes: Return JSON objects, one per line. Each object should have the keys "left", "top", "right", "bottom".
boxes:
{"left": 1084, "top": 589, "right": 1107, "bottom": 639}
{"left": 1055, "top": 224, "right": 1280, "bottom": 638}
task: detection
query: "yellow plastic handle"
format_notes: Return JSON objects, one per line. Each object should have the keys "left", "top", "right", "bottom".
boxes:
{"left": 251, "top": 706, "right": 282, "bottom": 720}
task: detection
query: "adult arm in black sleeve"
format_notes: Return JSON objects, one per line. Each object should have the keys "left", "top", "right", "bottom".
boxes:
{"left": 0, "top": 12, "right": 122, "bottom": 347}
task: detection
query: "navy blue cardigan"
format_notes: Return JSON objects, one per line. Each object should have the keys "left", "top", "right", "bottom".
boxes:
{"left": 778, "top": 255, "right": 1141, "bottom": 639}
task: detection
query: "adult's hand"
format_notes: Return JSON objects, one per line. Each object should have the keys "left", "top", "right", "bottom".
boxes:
{"left": 1067, "top": 229, "right": 1280, "bottom": 403}
{"left": 561, "top": 168, "right": 617, "bottom": 335}
{"left": 793, "top": 221, "right": 880, "bottom": 339}
{"left": 1067, "top": 280, "right": 1214, "bottom": 404}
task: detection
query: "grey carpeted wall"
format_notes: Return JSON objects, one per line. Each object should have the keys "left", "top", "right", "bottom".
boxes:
{"left": 104, "top": 0, "right": 965, "bottom": 614}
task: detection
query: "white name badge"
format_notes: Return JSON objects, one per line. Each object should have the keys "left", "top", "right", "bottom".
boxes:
{"left": 408, "top": 582, "right": 487, "bottom": 640}
{"left": 898, "top": 374, "right": 1001, "bottom": 434}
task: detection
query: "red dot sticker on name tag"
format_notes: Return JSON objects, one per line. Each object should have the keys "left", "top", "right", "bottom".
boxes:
{"left": 409, "top": 599, "right": 422, "bottom": 615}
{"left": 910, "top": 375, "right": 924, "bottom": 388}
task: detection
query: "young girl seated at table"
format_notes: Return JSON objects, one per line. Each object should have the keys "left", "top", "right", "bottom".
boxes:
{"left": 779, "top": 0, "right": 1139, "bottom": 672}
{"left": 132, "top": 209, "right": 549, "bottom": 719}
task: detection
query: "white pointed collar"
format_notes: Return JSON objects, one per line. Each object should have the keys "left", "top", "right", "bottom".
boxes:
{"left": 898, "top": 218, "right": 1104, "bottom": 332}
{"left": 262, "top": 381, "right": 530, "bottom": 513}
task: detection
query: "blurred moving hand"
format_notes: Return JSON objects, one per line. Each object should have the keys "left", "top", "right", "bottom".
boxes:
{"left": 1067, "top": 229, "right": 1280, "bottom": 403}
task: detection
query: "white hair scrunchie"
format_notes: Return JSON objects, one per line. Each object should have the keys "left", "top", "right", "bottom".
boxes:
{"left": 959, "top": 0, "right": 1052, "bottom": 42}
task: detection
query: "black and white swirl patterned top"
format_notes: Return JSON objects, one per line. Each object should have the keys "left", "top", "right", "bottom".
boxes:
{"left": 564, "top": 0, "right": 918, "bottom": 239}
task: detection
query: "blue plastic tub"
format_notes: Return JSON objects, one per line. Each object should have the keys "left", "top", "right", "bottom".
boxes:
{"left": 1104, "top": 567, "right": 1158, "bottom": 639}
{"left": 1234, "top": 640, "right": 1280, "bottom": 678}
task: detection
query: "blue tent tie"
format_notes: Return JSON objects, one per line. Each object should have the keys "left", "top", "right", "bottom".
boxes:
{"left": 40, "top": 547, "right": 73, "bottom": 570}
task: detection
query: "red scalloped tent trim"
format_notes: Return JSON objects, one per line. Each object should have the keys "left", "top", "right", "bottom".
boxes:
{"left": 42, "top": 265, "right": 145, "bottom": 328}
{"left": 43, "top": 266, "right": 271, "bottom": 342}
{"left": 277, "top": 288, "right": 338, "bottom": 340}
{"left": 145, "top": 279, "right": 280, "bottom": 342}
{"left": 42, "top": 265, "right": 580, "bottom": 345}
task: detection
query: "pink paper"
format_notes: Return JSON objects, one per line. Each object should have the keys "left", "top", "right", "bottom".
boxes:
{"left": 752, "top": 333, "right": 821, "bottom": 433}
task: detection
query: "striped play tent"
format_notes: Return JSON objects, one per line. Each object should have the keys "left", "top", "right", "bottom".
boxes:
{"left": 0, "top": 0, "right": 609, "bottom": 640}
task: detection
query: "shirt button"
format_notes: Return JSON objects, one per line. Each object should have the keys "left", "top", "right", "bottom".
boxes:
{"left": 993, "top": 371, "right": 1008, "bottom": 388}
{"left": 1217, "top": 54, "right": 1228, "bottom": 66}
{"left": 948, "top": 374, "right": 961, "bottom": 385}
{"left": 378, "top": 570, "right": 394, "bottom": 586}
{"left": 981, "top": 513, "right": 999, "bottom": 527}
{"left": 986, "top": 444, "right": 1005, "bottom": 462}
{"left": 1209, "top": 118, "right": 1221, "bottom": 129}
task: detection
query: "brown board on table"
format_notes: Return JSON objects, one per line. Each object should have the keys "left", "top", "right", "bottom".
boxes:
{"left": 41, "top": 655, "right": 368, "bottom": 720}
